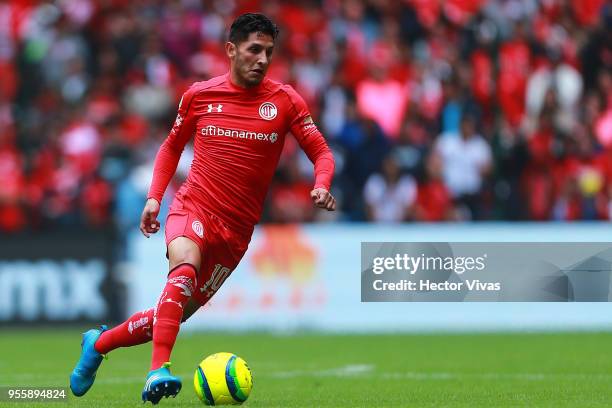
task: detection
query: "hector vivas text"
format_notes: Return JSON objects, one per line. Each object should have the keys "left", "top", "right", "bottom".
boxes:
{"left": 371, "top": 253, "right": 501, "bottom": 292}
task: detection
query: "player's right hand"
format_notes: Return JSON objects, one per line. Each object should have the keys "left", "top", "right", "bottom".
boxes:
{"left": 140, "top": 198, "right": 161, "bottom": 238}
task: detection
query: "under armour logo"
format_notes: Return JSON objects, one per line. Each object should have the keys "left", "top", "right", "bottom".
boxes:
{"left": 207, "top": 104, "right": 223, "bottom": 113}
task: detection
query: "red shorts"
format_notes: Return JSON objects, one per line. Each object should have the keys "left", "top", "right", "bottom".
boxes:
{"left": 165, "top": 195, "right": 251, "bottom": 306}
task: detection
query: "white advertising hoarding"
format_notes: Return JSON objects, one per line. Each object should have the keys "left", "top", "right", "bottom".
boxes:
{"left": 124, "top": 223, "right": 612, "bottom": 332}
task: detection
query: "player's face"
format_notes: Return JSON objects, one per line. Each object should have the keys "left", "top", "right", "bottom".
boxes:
{"left": 227, "top": 32, "right": 274, "bottom": 87}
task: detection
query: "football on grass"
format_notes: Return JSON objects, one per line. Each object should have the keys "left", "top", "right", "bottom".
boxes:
{"left": 194, "top": 352, "right": 253, "bottom": 405}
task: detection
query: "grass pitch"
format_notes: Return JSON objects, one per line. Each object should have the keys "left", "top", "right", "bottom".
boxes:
{"left": 1, "top": 329, "right": 612, "bottom": 407}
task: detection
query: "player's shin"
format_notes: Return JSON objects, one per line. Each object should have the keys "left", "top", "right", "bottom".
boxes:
{"left": 150, "top": 263, "right": 197, "bottom": 370}
{"left": 94, "top": 309, "right": 154, "bottom": 355}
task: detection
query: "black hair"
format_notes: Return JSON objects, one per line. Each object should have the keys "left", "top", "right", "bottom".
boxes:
{"left": 229, "top": 13, "right": 279, "bottom": 44}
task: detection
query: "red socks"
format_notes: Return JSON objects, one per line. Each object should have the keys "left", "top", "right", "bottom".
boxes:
{"left": 150, "top": 263, "right": 197, "bottom": 370}
{"left": 94, "top": 308, "right": 154, "bottom": 355}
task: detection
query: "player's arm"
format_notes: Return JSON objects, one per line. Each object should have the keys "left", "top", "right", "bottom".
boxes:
{"left": 284, "top": 86, "right": 336, "bottom": 211}
{"left": 140, "top": 87, "right": 198, "bottom": 237}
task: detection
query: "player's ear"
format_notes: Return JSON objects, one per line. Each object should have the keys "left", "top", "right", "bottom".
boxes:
{"left": 225, "top": 42, "right": 237, "bottom": 59}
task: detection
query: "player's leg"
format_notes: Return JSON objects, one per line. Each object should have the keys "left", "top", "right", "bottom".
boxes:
{"left": 151, "top": 236, "right": 201, "bottom": 369}
{"left": 88, "top": 229, "right": 203, "bottom": 361}
{"left": 142, "top": 236, "right": 201, "bottom": 404}
{"left": 71, "top": 239, "right": 201, "bottom": 399}
{"left": 182, "top": 297, "right": 201, "bottom": 322}
{"left": 94, "top": 308, "right": 154, "bottom": 354}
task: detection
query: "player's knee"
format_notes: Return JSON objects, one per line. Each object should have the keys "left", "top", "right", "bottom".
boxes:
{"left": 168, "top": 237, "right": 202, "bottom": 270}
{"left": 168, "top": 262, "right": 198, "bottom": 280}
{"left": 169, "top": 250, "right": 201, "bottom": 271}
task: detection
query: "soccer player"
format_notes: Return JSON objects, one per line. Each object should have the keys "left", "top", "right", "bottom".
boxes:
{"left": 69, "top": 13, "right": 335, "bottom": 404}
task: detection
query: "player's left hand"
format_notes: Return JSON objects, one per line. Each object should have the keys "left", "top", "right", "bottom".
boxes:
{"left": 310, "top": 188, "right": 336, "bottom": 211}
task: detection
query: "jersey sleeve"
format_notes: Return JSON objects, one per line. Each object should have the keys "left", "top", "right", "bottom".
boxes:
{"left": 283, "top": 85, "right": 335, "bottom": 190}
{"left": 147, "top": 85, "right": 199, "bottom": 203}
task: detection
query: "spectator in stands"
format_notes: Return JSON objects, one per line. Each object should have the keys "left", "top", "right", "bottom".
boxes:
{"left": 414, "top": 151, "right": 455, "bottom": 222}
{"left": 435, "top": 114, "right": 492, "bottom": 219}
{"left": 497, "top": 20, "right": 531, "bottom": 128}
{"left": 491, "top": 119, "right": 529, "bottom": 220}
{"left": 1, "top": 0, "right": 610, "bottom": 230}
{"left": 0, "top": 132, "right": 26, "bottom": 232}
{"left": 269, "top": 159, "right": 316, "bottom": 223}
{"left": 525, "top": 48, "right": 582, "bottom": 135}
{"left": 363, "top": 152, "right": 417, "bottom": 222}
{"left": 552, "top": 125, "right": 608, "bottom": 220}
{"left": 356, "top": 64, "right": 408, "bottom": 141}
{"left": 523, "top": 110, "right": 558, "bottom": 220}
{"left": 339, "top": 99, "right": 390, "bottom": 220}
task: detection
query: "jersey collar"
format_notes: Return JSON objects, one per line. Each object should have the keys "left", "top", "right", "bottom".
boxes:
{"left": 226, "top": 72, "right": 267, "bottom": 94}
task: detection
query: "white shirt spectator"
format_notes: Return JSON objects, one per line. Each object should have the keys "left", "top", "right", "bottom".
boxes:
{"left": 526, "top": 63, "right": 582, "bottom": 116}
{"left": 364, "top": 174, "right": 417, "bottom": 222}
{"left": 436, "top": 134, "right": 492, "bottom": 197}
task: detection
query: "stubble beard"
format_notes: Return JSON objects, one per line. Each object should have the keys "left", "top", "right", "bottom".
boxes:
{"left": 244, "top": 67, "right": 264, "bottom": 86}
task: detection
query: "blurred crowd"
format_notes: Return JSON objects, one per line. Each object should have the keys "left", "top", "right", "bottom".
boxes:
{"left": 0, "top": 0, "right": 611, "bottom": 232}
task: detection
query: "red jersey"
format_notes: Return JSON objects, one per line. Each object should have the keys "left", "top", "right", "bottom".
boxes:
{"left": 147, "top": 73, "right": 334, "bottom": 233}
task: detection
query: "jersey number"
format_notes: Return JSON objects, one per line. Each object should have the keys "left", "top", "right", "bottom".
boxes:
{"left": 200, "top": 263, "right": 231, "bottom": 295}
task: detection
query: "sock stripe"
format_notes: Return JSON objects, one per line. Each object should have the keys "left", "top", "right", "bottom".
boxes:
{"left": 168, "top": 263, "right": 198, "bottom": 285}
